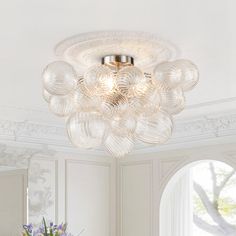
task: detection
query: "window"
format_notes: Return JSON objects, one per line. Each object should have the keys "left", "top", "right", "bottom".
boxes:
{"left": 160, "top": 161, "right": 236, "bottom": 236}
{"left": 193, "top": 161, "right": 236, "bottom": 236}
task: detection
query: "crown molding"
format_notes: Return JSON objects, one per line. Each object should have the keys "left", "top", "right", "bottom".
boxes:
{"left": 0, "top": 143, "right": 55, "bottom": 169}
{"left": 0, "top": 100, "right": 236, "bottom": 155}
{"left": 0, "top": 110, "right": 236, "bottom": 155}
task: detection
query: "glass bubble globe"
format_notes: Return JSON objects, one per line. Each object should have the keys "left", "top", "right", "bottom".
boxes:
{"left": 73, "top": 88, "right": 101, "bottom": 112}
{"left": 100, "top": 92, "right": 128, "bottom": 119}
{"left": 80, "top": 65, "right": 115, "bottom": 97}
{"left": 116, "top": 66, "right": 149, "bottom": 98}
{"left": 43, "top": 61, "right": 77, "bottom": 95}
{"left": 110, "top": 114, "right": 137, "bottom": 136}
{"left": 104, "top": 132, "right": 135, "bottom": 157}
{"left": 153, "top": 61, "right": 183, "bottom": 89}
{"left": 142, "top": 87, "right": 161, "bottom": 116}
{"left": 135, "top": 111, "right": 173, "bottom": 144}
{"left": 49, "top": 94, "right": 75, "bottom": 117}
{"left": 67, "top": 111, "right": 107, "bottom": 148}
{"left": 157, "top": 83, "right": 185, "bottom": 115}
{"left": 175, "top": 59, "right": 199, "bottom": 91}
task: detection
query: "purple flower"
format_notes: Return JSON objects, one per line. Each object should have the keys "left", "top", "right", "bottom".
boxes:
{"left": 22, "top": 218, "right": 78, "bottom": 236}
{"left": 23, "top": 224, "right": 33, "bottom": 233}
{"left": 57, "top": 224, "right": 63, "bottom": 230}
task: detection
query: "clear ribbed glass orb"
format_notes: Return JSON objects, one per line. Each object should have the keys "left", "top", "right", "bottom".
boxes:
{"left": 116, "top": 66, "right": 149, "bottom": 98}
{"left": 43, "top": 61, "right": 77, "bottom": 95}
{"left": 67, "top": 111, "right": 107, "bottom": 148}
{"left": 74, "top": 88, "right": 101, "bottom": 111}
{"left": 42, "top": 89, "right": 51, "bottom": 103}
{"left": 128, "top": 97, "right": 144, "bottom": 115}
{"left": 100, "top": 92, "right": 129, "bottom": 119}
{"left": 110, "top": 114, "right": 137, "bottom": 136}
{"left": 142, "top": 87, "right": 161, "bottom": 116}
{"left": 135, "top": 111, "right": 173, "bottom": 144}
{"left": 157, "top": 83, "right": 185, "bottom": 115}
{"left": 104, "top": 132, "right": 134, "bottom": 157}
{"left": 176, "top": 59, "right": 199, "bottom": 91}
{"left": 49, "top": 94, "right": 75, "bottom": 117}
{"left": 153, "top": 61, "right": 183, "bottom": 89}
{"left": 80, "top": 65, "right": 115, "bottom": 97}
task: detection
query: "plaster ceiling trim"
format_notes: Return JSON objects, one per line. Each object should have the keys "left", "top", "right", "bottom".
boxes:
{"left": 1, "top": 105, "right": 236, "bottom": 155}
{"left": 54, "top": 31, "right": 179, "bottom": 73}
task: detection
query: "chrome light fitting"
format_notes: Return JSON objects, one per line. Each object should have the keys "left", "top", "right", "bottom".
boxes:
{"left": 42, "top": 31, "right": 199, "bottom": 157}
{"left": 102, "top": 55, "right": 134, "bottom": 67}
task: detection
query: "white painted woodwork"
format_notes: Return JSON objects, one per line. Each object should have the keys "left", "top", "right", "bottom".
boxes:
{"left": 1, "top": 142, "right": 236, "bottom": 236}
{"left": 0, "top": 169, "right": 27, "bottom": 236}
{"left": 119, "top": 143, "right": 236, "bottom": 236}
{"left": 120, "top": 162, "right": 152, "bottom": 236}
{"left": 28, "top": 157, "right": 58, "bottom": 224}
{"left": 65, "top": 160, "right": 112, "bottom": 236}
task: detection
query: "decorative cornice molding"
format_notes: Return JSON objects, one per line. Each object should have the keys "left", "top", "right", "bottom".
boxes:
{"left": 0, "top": 110, "right": 236, "bottom": 155}
{"left": 133, "top": 110, "right": 236, "bottom": 152}
{"left": 0, "top": 119, "right": 64, "bottom": 137}
{"left": 0, "top": 119, "right": 107, "bottom": 155}
{"left": 172, "top": 112, "right": 236, "bottom": 141}
{"left": 0, "top": 143, "right": 55, "bottom": 168}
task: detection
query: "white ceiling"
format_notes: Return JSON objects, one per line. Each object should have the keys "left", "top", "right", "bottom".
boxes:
{"left": 0, "top": 0, "right": 235, "bottom": 122}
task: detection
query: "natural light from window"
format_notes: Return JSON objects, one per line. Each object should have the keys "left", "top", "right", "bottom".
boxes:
{"left": 160, "top": 160, "right": 236, "bottom": 236}
{"left": 193, "top": 161, "right": 236, "bottom": 236}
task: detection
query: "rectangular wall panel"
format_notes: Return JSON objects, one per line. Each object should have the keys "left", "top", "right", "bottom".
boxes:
{"left": 28, "top": 158, "right": 57, "bottom": 225}
{"left": 120, "top": 162, "right": 152, "bottom": 236}
{"left": 66, "top": 160, "right": 111, "bottom": 236}
{"left": 0, "top": 169, "right": 27, "bottom": 235}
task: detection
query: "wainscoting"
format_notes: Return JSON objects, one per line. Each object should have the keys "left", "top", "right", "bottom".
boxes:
{"left": 0, "top": 169, "right": 27, "bottom": 235}
{"left": 65, "top": 160, "right": 113, "bottom": 236}
{"left": 1, "top": 142, "right": 236, "bottom": 236}
{"left": 0, "top": 144, "right": 116, "bottom": 236}
{"left": 28, "top": 153, "right": 116, "bottom": 236}
{"left": 118, "top": 161, "right": 153, "bottom": 236}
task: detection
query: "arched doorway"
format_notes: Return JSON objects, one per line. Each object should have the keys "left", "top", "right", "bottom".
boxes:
{"left": 160, "top": 160, "right": 236, "bottom": 236}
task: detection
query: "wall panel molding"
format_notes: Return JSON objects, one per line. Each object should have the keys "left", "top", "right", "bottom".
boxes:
{"left": 28, "top": 157, "right": 58, "bottom": 225}
{"left": 0, "top": 143, "right": 51, "bottom": 169}
{"left": 64, "top": 159, "right": 113, "bottom": 221}
{"left": 119, "top": 160, "right": 153, "bottom": 236}
{"left": 65, "top": 159, "right": 114, "bottom": 236}
{"left": 0, "top": 142, "right": 58, "bottom": 225}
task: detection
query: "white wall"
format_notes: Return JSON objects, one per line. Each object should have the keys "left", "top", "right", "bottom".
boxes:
{"left": 118, "top": 162, "right": 152, "bottom": 236}
{"left": 0, "top": 169, "right": 27, "bottom": 235}
{"left": 65, "top": 160, "right": 113, "bottom": 235}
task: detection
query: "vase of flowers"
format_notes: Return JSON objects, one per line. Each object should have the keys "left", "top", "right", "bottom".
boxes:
{"left": 22, "top": 218, "right": 75, "bottom": 236}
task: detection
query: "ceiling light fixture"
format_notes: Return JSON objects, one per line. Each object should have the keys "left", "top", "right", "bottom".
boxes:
{"left": 42, "top": 31, "right": 199, "bottom": 157}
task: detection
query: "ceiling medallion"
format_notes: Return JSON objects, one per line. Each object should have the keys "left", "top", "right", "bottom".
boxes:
{"left": 42, "top": 31, "right": 199, "bottom": 157}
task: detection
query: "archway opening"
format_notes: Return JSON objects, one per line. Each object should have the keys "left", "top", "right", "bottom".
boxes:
{"left": 160, "top": 160, "right": 236, "bottom": 236}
